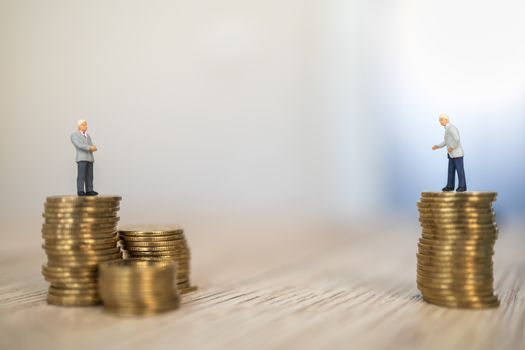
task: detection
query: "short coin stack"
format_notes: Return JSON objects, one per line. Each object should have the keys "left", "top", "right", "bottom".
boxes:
{"left": 42, "top": 195, "right": 122, "bottom": 306}
{"left": 98, "top": 259, "right": 180, "bottom": 316}
{"left": 118, "top": 225, "right": 196, "bottom": 294}
{"left": 417, "top": 192, "right": 499, "bottom": 309}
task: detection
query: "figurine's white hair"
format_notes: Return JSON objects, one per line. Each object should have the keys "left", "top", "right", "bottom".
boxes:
{"left": 77, "top": 119, "right": 87, "bottom": 127}
{"left": 439, "top": 114, "right": 449, "bottom": 121}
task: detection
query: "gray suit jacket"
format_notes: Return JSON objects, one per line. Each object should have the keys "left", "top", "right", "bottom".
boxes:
{"left": 436, "top": 124, "right": 464, "bottom": 158}
{"left": 71, "top": 131, "right": 95, "bottom": 162}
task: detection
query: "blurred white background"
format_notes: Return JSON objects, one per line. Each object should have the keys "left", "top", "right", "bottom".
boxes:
{"left": 1, "top": 0, "right": 524, "bottom": 237}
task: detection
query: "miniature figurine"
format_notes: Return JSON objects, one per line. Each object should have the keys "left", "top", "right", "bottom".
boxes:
{"left": 71, "top": 120, "right": 98, "bottom": 196}
{"left": 432, "top": 114, "right": 467, "bottom": 192}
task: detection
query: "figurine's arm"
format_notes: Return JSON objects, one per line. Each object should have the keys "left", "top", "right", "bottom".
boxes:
{"left": 435, "top": 140, "right": 446, "bottom": 148}
{"left": 71, "top": 134, "right": 92, "bottom": 152}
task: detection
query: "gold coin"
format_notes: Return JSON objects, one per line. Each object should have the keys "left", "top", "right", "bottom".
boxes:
{"left": 419, "top": 216, "right": 495, "bottom": 223}
{"left": 419, "top": 194, "right": 496, "bottom": 201}
{"left": 420, "top": 237, "right": 498, "bottom": 244}
{"left": 48, "top": 286, "right": 98, "bottom": 297}
{"left": 419, "top": 286, "right": 495, "bottom": 295}
{"left": 421, "top": 294, "right": 499, "bottom": 304}
{"left": 420, "top": 234, "right": 498, "bottom": 242}
{"left": 417, "top": 276, "right": 493, "bottom": 286}
{"left": 43, "top": 275, "right": 96, "bottom": 284}
{"left": 44, "top": 202, "right": 119, "bottom": 209}
{"left": 41, "top": 230, "right": 118, "bottom": 238}
{"left": 43, "top": 222, "right": 118, "bottom": 230}
{"left": 417, "top": 263, "right": 493, "bottom": 272}
{"left": 416, "top": 268, "right": 493, "bottom": 277}
{"left": 47, "top": 251, "right": 122, "bottom": 260}
{"left": 417, "top": 201, "right": 493, "bottom": 208}
{"left": 44, "top": 236, "right": 120, "bottom": 244}
{"left": 125, "top": 252, "right": 190, "bottom": 258}
{"left": 417, "top": 258, "right": 492, "bottom": 266}
{"left": 417, "top": 252, "right": 493, "bottom": 261}
{"left": 44, "top": 204, "right": 119, "bottom": 211}
{"left": 121, "top": 239, "right": 185, "bottom": 246}
{"left": 417, "top": 263, "right": 492, "bottom": 273}
{"left": 417, "top": 279, "right": 494, "bottom": 288}
{"left": 123, "top": 245, "right": 182, "bottom": 252}
{"left": 46, "top": 195, "right": 121, "bottom": 202}
{"left": 419, "top": 220, "right": 496, "bottom": 227}
{"left": 418, "top": 200, "right": 495, "bottom": 207}
{"left": 417, "top": 242, "right": 493, "bottom": 251}
{"left": 419, "top": 288, "right": 496, "bottom": 298}
{"left": 123, "top": 255, "right": 180, "bottom": 261}
{"left": 45, "top": 247, "right": 120, "bottom": 256}
{"left": 418, "top": 239, "right": 494, "bottom": 247}
{"left": 421, "top": 293, "right": 499, "bottom": 303}
{"left": 98, "top": 288, "right": 177, "bottom": 299}
{"left": 418, "top": 206, "right": 494, "bottom": 212}
{"left": 419, "top": 217, "right": 497, "bottom": 228}
{"left": 422, "top": 298, "right": 499, "bottom": 309}
{"left": 49, "top": 279, "right": 98, "bottom": 291}
{"left": 99, "top": 258, "right": 176, "bottom": 271}
{"left": 43, "top": 242, "right": 118, "bottom": 250}
{"left": 119, "top": 234, "right": 184, "bottom": 242}
{"left": 418, "top": 237, "right": 496, "bottom": 246}
{"left": 47, "top": 293, "right": 101, "bottom": 306}
{"left": 44, "top": 216, "right": 120, "bottom": 224}
{"left": 417, "top": 247, "right": 494, "bottom": 257}
{"left": 417, "top": 251, "right": 494, "bottom": 258}
{"left": 418, "top": 209, "right": 495, "bottom": 216}
{"left": 417, "top": 284, "right": 494, "bottom": 294}
{"left": 46, "top": 255, "right": 122, "bottom": 267}
{"left": 42, "top": 232, "right": 118, "bottom": 240}
{"left": 419, "top": 233, "right": 498, "bottom": 241}
{"left": 42, "top": 264, "right": 97, "bottom": 273}
{"left": 102, "top": 302, "right": 179, "bottom": 317}
{"left": 43, "top": 274, "right": 97, "bottom": 281}
{"left": 118, "top": 224, "right": 184, "bottom": 235}
{"left": 416, "top": 274, "right": 493, "bottom": 282}
{"left": 43, "top": 212, "right": 119, "bottom": 220}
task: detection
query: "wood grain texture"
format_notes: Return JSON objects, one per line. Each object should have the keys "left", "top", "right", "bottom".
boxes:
{"left": 1, "top": 222, "right": 524, "bottom": 350}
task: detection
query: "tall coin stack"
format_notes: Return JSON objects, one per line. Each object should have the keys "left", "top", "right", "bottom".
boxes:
{"left": 417, "top": 192, "right": 499, "bottom": 309}
{"left": 98, "top": 259, "right": 180, "bottom": 316}
{"left": 118, "top": 225, "right": 197, "bottom": 294}
{"left": 42, "top": 195, "right": 122, "bottom": 306}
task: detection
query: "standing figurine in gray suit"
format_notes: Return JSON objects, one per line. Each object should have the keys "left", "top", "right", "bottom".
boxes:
{"left": 71, "top": 120, "right": 98, "bottom": 196}
{"left": 432, "top": 114, "right": 467, "bottom": 192}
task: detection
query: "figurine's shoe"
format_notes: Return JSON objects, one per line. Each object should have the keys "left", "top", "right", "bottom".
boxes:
{"left": 77, "top": 191, "right": 86, "bottom": 196}
{"left": 86, "top": 191, "right": 99, "bottom": 196}
{"left": 442, "top": 187, "right": 454, "bottom": 192}
{"left": 456, "top": 187, "right": 467, "bottom": 192}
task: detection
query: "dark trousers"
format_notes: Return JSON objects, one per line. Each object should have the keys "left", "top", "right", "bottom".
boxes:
{"left": 77, "top": 161, "right": 94, "bottom": 192}
{"left": 447, "top": 155, "right": 467, "bottom": 189}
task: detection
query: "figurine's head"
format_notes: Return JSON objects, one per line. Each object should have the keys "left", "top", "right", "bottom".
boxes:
{"left": 78, "top": 120, "right": 88, "bottom": 132}
{"left": 439, "top": 114, "right": 449, "bottom": 126}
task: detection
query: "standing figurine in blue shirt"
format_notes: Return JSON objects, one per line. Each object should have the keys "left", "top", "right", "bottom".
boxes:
{"left": 432, "top": 114, "right": 467, "bottom": 192}
{"left": 70, "top": 120, "right": 98, "bottom": 196}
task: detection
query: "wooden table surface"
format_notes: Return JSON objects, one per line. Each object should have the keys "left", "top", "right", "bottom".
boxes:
{"left": 1, "top": 221, "right": 524, "bottom": 350}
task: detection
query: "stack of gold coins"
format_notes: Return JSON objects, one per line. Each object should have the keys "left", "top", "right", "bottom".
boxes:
{"left": 118, "top": 225, "right": 196, "bottom": 294}
{"left": 41, "top": 195, "right": 122, "bottom": 306}
{"left": 98, "top": 259, "right": 180, "bottom": 316}
{"left": 417, "top": 192, "right": 499, "bottom": 309}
